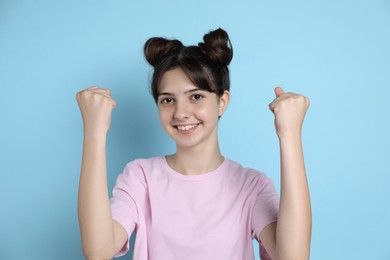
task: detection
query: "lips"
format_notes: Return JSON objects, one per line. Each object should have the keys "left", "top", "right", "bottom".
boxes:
{"left": 176, "top": 124, "right": 197, "bottom": 131}
{"left": 174, "top": 123, "right": 199, "bottom": 133}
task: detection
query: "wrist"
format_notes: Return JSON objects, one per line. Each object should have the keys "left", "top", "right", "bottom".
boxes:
{"left": 278, "top": 133, "right": 302, "bottom": 147}
{"left": 83, "top": 125, "right": 108, "bottom": 139}
{"left": 83, "top": 128, "right": 108, "bottom": 142}
{"left": 277, "top": 131, "right": 302, "bottom": 144}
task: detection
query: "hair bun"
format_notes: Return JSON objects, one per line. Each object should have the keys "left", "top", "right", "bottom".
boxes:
{"left": 198, "top": 28, "right": 233, "bottom": 66}
{"left": 144, "top": 37, "right": 183, "bottom": 66}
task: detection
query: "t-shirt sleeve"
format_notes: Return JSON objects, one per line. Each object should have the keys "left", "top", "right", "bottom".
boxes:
{"left": 110, "top": 161, "right": 147, "bottom": 257}
{"left": 251, "top": 175, "right": 279, "bottom": 241}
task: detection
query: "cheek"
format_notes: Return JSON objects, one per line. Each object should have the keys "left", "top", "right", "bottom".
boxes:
{"left": 197, "top": 104, "right": 219, "bottom": 121}
{"left": 158, "top": 109, "right": 169, "bottom": 124}
{"left": 158, "top": 107, "right": 176, "bottom": 130}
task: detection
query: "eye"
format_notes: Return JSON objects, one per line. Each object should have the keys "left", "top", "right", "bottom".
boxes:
{"left": 160, "top": 97, "right": 174, "bottom": 104}
{"left": 191, "top": 94, "right": 204, "bottom": 101}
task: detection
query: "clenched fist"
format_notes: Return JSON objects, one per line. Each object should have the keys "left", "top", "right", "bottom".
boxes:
{"left": 269, "top": 87, "right": 310, "bottom": 139}
{"left": 76, "top": 86, "right": 117, "bottom": 136}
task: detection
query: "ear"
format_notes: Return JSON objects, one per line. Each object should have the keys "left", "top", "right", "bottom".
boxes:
{"left": 218, "top": 90, "right": 230, "bottom": 116}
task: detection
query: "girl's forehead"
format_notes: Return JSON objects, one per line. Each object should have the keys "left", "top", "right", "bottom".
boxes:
{"left": 160, "top": 68, "right": 190, "bottom": 83}
{"left": 157, "top": 84, "right": 205, "bottom": 96}
{"left": 158, "top": 69, "right": 198, "bottom": 93}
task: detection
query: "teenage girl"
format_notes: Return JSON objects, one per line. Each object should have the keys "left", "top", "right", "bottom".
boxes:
{"left": 76, "top": 28, "right": 311, "bottom": 260}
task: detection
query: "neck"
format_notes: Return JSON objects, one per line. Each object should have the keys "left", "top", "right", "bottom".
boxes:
{"left": 167, "top": 141, "right": 224, "bottom": 176}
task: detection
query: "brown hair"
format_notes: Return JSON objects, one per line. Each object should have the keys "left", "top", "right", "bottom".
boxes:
{"left": 144, "top": 28, "right": 233, "bottom": 103}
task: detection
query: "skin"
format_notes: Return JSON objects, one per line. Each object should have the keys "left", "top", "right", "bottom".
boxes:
{"left": 261, "top": 87, "right": 312, "bottom": 259}
{"left": 76, "top": 68, "right": 311, "bottom": 259}
{"left": 76, "top": 87, "right": 127, "bottom": 260}
{"left": 157, "top": 68, "right": 229, "bottom": 175}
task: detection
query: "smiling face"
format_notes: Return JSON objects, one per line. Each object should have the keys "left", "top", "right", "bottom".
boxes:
{"left": 157, "top": 68, "right": 229, "bottom": 150}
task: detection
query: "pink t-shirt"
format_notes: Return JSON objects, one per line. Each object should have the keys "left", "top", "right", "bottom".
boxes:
{"left": 110, "top": 157, "right": 279, "bottom": 260}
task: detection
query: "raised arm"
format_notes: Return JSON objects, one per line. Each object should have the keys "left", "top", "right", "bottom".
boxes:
{"left": 261, "top": 87, "right": 312, "bottom": 260}
{"left": 76, "top": 86, "right": 127, "bottom": 259}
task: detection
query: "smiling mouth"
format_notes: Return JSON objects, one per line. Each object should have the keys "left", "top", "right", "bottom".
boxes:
{"left": 175, "top": 124, "right": 199, "bottom": 131}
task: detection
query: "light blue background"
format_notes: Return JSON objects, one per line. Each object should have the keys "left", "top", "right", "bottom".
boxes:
{"left": 1, "top": 0, "right": 389, "bottom": 259}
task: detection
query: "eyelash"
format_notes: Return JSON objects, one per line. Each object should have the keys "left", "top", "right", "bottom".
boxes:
{"left": 191, "top": 94, "right": 204, "bottom": 101}
{"left": 160, "top": 98, "right": 173, "bottom": 104}
{"left": 159, "top": 94, "right": 204, "bottom": 104}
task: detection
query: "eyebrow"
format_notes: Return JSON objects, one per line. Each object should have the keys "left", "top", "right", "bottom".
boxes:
{"left": 157, "top": 88, "right": 204, "bottom": 97}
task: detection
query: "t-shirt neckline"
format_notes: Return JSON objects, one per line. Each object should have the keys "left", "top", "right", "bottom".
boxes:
{"left": 161, "top": 156, "right": 229, "bottom": 182}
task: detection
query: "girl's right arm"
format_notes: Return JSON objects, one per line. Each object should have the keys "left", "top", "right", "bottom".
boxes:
{"left": 76, "top": 86, "right": 127, "bottom": 259}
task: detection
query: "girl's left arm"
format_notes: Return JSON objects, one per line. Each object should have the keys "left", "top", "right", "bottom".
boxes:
{"left": 260, "top": 87, "right": 312, "bottom": 260}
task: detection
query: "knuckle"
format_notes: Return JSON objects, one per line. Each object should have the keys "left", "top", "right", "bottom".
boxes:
{"left": 80, "top": 91, "right": 90, "bottom": 99}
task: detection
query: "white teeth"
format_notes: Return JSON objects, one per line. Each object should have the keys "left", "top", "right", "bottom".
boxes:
{"left": 177, "top": 124, "right": 197, "bottom": 131}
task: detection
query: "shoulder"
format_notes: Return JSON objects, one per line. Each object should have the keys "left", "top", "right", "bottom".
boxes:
{"left": 120, "top": 156, "right": 164, "bottom": 182}
{"left": 123, "top": 156, "right": 163, "bottom": 170}
{"left": 224, "top": 158, "right": 276, "bottom": 192}
{"left": 225, "top": 158, "right": 269, "bottom": 181}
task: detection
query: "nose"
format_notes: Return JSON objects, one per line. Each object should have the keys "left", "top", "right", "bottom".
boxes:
{"left": 173, "top": 99, "right": 189, "bottom": 120}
